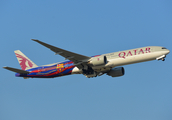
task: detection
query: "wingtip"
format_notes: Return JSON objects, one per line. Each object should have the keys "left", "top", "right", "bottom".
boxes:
{"left": 31, "top": 39, "right": 39, "bottom": 41}
{"left": 3, "top": 66, "right": 9, "bottom": 70}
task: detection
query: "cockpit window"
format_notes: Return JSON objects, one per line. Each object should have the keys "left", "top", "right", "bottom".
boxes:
{"left": 162, "top": 47, "right": 167, "bottom": 49}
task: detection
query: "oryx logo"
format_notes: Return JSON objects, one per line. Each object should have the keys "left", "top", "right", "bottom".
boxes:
{"left": 15, "top": 53, "right": 33, "bottom": 70}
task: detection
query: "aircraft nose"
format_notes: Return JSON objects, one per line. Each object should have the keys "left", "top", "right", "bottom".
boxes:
{"left": 166, "top": 49, "right": 170, "bottom": 55}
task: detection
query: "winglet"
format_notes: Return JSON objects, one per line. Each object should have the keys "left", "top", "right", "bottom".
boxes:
{"left": 31, "top": 39, "right": 38, "bottom": 41}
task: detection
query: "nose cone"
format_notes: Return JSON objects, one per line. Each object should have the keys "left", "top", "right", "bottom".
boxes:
{"left": 166, "top": 49, "right": 170, "bottom": 55}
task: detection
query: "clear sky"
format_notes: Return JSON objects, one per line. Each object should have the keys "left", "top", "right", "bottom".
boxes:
{"left": 1, "top": 0, "right": 172, "bottom": 120}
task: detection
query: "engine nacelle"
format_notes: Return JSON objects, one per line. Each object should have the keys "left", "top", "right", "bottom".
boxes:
{"left": 107, "top": 67, "right": 125, "bottom": 77}
{"left": 89, "top": 56, "right": 107, "bottom": 66}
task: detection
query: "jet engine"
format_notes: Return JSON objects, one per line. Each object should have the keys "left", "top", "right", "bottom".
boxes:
{"left": 107, "top": 67, "right": 125, "bottom": 77}
{"left": 89, "top": 56, "right": 107, "bottom": 66}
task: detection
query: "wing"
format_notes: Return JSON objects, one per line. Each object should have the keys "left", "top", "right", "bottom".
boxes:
{"left": 32, "top": 39, "right": 90, "bottom": 68}
{"left": 3, "top": 66, "right": 30, "bottom": 74}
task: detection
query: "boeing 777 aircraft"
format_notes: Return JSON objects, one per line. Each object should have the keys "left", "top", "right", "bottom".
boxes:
{"left": 3, "top": 39, "right": 170, "bottom": 78}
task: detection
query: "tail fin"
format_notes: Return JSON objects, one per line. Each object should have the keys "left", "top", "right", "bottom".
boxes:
{"left": 14, "top": 50, "right": 38, "bottom": 70}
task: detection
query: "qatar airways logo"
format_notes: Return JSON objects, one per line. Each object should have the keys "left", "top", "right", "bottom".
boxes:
{"left": 118, "top": 47, "right": 151, "bottom": 59}
{"left": 15, "top": 53, "right": 33, "bottom": 70}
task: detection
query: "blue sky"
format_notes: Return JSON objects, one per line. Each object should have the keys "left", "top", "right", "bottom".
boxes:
{"left": 1, "top": 0, "right": 172, "bottom": 120}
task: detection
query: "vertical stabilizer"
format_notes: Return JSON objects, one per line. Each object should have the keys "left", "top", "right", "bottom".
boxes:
{"left": 14, "top": 50, "right": 38, "bottom": 70}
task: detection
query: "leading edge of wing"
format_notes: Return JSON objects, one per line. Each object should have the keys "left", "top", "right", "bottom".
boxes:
{"left": 31, "top": 39, "right": 90, "bottom": 63}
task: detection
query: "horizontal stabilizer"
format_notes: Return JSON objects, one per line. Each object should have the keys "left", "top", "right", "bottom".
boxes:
{"left": 3, "top": 66, "right": 30, "bottom": 74}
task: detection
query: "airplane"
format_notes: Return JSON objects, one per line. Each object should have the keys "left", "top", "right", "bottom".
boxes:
{"left": 3, "top": 39, "right": 170, "bottom": 79}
